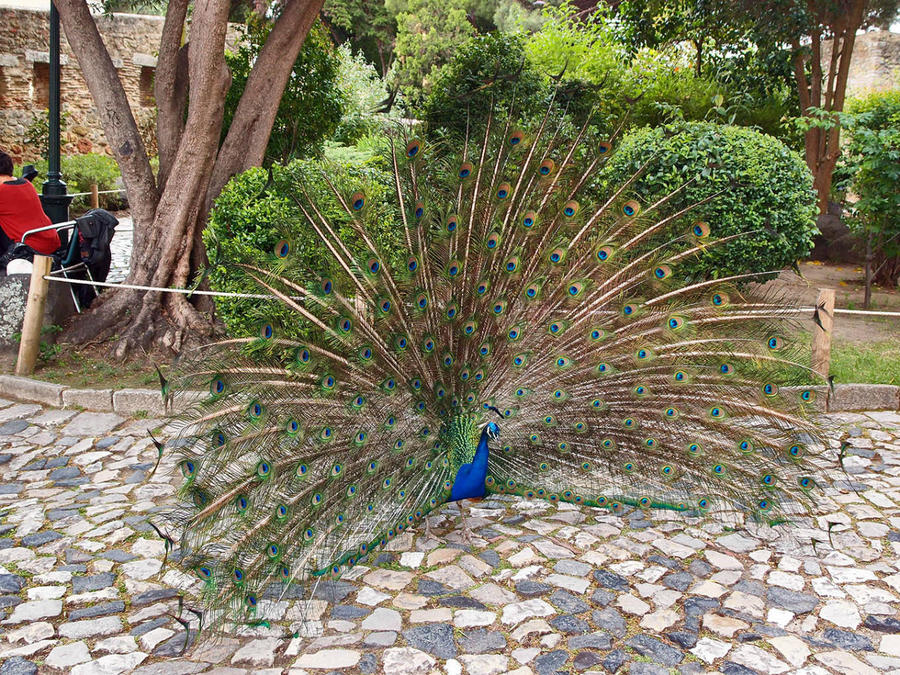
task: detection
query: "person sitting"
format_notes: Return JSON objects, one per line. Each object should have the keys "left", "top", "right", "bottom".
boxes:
{"left": 0, "top": 150, "right": 61, "bottom": 261}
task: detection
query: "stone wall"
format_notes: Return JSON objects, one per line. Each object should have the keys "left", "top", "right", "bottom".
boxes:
{"left": 824, "top": 30, "right": 900, "bottom": 96}
{"left": 0, "top": 7, "right": 163, "bottom": 163}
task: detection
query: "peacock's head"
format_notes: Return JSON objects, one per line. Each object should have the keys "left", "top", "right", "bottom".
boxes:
{"left": 484, "top": 421, "right": 500, "bottom": 440}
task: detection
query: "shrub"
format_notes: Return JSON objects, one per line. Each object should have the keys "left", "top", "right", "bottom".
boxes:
{"left": 835, "top": 89, "right": 900, "bottom": 293}
{"left": 600, "top": 121, "right": 818, "bottom": 281}
{"left": 333, "top": 43, "right": 396, "bottom": 144}
{"left": 206, "top": 149, "right": 405, "bottom": 338}
{"left": 423, "top": 32, "right": 549, "bottom": 137}
{"left": 23, "top": 153, "right": 123, "bottom": 213}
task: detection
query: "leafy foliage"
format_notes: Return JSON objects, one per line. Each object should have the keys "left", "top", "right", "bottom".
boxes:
{"left": 835, "top": 89, "right": 900, "bottom": 287}
{"left": 223, "top": 18, "right": 343, "bottom": 165}
{"left": 423, "top": 33, "right": 549, "bottom": 137}
{"left": 389, "top": 0, "right": 475, "bottom": 108}
{"left": 23, "top": 153, "right": 123, "bottom": 213}
{"left": 25, "top": 109, "right": 70, "bottom": 160}
{"left": 523, "top": 3, "right": 795, "bottom": 140}
{"left": 333, "top": 44, "right": 397, "bottom": 144}
{"left": 206, "top": 151, "right": 405, "bottom": 338}
{"left": 601, "top": 121, "right": 818, "bottom": 281}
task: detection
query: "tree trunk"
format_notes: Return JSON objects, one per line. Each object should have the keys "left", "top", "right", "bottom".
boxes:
{"left": 53, "top": 0, "right": 324, "bottom": 357}
{"left": 208, "top": 0, "right": 324, "bottom": 207}
{"left": 793, "top": 0, "right": 865, "bottom": 214}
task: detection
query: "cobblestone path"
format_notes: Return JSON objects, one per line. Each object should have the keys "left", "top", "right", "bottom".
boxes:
{"left": 0, "top": 398, "right": 898, "bottom": 675}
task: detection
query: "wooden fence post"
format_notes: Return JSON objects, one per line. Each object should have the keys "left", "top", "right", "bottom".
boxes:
{"left": 811, "top": 288, "right": 835, "bottom": 379}
{"left": 15, "top": 255, "right": 53, "bottom": 376}
{"left": 90, "top": 183, "right": 99, "bottom": 209}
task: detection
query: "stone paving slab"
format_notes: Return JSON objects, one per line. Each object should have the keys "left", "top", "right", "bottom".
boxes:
{"left": 0, "top": 398, "right": 898, "bottom": 674}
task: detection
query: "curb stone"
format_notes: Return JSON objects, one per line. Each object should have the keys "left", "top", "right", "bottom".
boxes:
{"left": 0, "top": 375, "right": 202, "bottom": 414}
{"left": 1, "top": 374, "right": 897, "bottom": 414}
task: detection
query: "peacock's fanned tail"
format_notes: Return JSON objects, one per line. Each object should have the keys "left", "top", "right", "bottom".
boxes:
{"left": 164, "top": 103, "right": 825, "bottom": 626}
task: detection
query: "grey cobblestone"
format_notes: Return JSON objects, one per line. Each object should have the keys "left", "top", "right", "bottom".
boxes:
{"left": 0, "top": 405, "right": 896, "bottom": 672}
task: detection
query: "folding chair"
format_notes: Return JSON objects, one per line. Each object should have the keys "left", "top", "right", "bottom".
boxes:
{"left": 19, "top": 217, "right": 98, "bottom": 313}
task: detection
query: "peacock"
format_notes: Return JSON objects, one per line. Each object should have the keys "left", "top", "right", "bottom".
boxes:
{"left": 161, "top": 99, "right": 826, "bottom": 627}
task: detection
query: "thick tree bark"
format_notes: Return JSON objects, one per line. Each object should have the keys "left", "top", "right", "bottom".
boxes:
{"left": 154, "top": 0, "right": 190, "bottom": 191}
{"left": 208, "top": 0, "right": 325, "bottom": 205}
{"left": 55, "top": 0, "right": 158, "bottom": 228}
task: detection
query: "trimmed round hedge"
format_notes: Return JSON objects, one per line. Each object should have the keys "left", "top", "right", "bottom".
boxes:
{"left": 600, "top": 121, "right": 818, "bottom": 282}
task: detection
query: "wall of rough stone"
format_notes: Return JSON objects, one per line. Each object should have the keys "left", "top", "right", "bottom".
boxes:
{"left": 823, "top": 30, "right": 900, "bottom": 96}
{"left": 0, "top": 7, "right": 164, "bottom": 164}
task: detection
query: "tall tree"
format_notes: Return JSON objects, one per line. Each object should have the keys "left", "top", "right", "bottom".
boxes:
{"left": 54, "top": 0, "right": 324, "bottom": 357}
{"left": 775, "top": 0, "right": 898, "bottom": 213}
{"left": 612, "top": 0, "right": 900, "bottom": 213}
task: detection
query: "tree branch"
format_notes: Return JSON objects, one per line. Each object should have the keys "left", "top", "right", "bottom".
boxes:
{"left": 154, "top": 0, "right": 190, "bottom": 191}
{"left": 207, "top": 0, "right": 325, "bottom": 206}
{"left": 54, "top": 0, "right": 158, "bottom": 227}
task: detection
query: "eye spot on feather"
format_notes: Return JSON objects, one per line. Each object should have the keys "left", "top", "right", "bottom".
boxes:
{"left": 458, "top": 162, "right": 473, "bottom": 179}
{"left": 248, "top": 402, "right": 263, "bottom": 418}
{"left": 563, "top": 200, "right": 579, "bottom": 217}
{"left": 321, "top": 279, "right": 333, "bottom": 295}
{"left": 275, "top": 240, "right": 290, "bottom": 258}
{"left": 653, "top": 265, "right": 671, "bottom": 280}
{"left": 197, "top": 566, "right": 212, "bottom": 581}
{"left": 350, "top": 191, "right": 365, "bottom": 211}
{"left": 800, "top": 389, "right": 816, "bottom": 402}
{"left": 496, "top": 183, "right": 511, "bottom": 200}
{"left": 673, "top": 370, "right": 687, "bottom": 381}
{"left": 692, "top": 221, "right": 710, "bottom": 238}
{"left": 798, "top": 476, "right": 814, "bottom": 489}
{"left": 763, "top": 383, "right": 778, "bottom": 396}
{"left": 181, "top": 461, "right": 195, "bottom": 478}
{"left": 508, "top": 130, "right": 524, "bottom": 146}
{"left": 505, "top": 257, "right": 519, "bottom": 273}
{"left": 787, "top": 444, "right": 804, "bottom": 460}
{"left": 522, "top": 211, "right": 536, "bottom": 228}
{"left": 405, "top": 139, "right": 421, "bottom": 158}
{"left": 286, "top": 419, "right": 301, "bottom": 435}
{"left": 235, "top": 495, "right": 249, "bottom": 512}
{"left": 596, "top": 246, "right": 613, "bottom": 261}
{"left": 598, "top": 140, "right": 611, "bottom": 154}
{"left": 687, "top": 443, "right": 702, "bottom": 455}
{"left": 414, "top": 201, "right": 424, "bottom": 219}
{"left": 767, "top": 335, "right": 784, "bottom": 350}
{"left": 446, "top": 214, "right": 458, "bottom": 232}
{"left": 210, "top": 377, "right": 226, "bottom": 396}
{"left": 622, "top": 200, "right": 640, "bottom": 216}
{"left": 539, "top": 158, "right": 555, "bottom": 176}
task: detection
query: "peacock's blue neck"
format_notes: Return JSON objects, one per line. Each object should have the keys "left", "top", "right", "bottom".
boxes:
{"left": 449, "top": 427, "right": 490, "bottom": 501}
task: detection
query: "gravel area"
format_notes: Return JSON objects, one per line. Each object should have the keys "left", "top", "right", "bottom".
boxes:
{"left": 0, "top": 399, "right": 898, "bottom": 674}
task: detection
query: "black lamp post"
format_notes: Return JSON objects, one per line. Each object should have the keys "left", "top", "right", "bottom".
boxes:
{"left": 40, "top": 0, "right": 72, "bottom": 225}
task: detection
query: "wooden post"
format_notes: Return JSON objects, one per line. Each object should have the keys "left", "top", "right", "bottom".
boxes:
{"left": 811, "top": 288, "right": 836, "bottom": 379}
{"left": 15, "top": 255, "right": 53, "bottom": 376}
{"left": 90, "top": 183, "right": 99, "bottom": 210}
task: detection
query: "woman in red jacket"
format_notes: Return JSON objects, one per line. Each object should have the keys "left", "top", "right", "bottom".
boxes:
{"left": 0, "top": 150, "right": 61, "bottom": 257}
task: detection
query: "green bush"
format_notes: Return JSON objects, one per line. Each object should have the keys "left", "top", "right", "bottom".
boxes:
{"left": 333, "top": 43, "right": 397, "bottom": 144}
{"left": 206, "top": 149, "right": 405, "bottom": 339}
{"left": 224, "top": 18, "right": 342, "bottom": 165}
{"left": 21, "top": 153, "right": 123, "bottom": 213}
{"left": 600, "top": 121, "right": 818, "bottom": 281}
{"left": 835, "top": 89, "right": 900, "bottom": 289}
{"left": 423, "top": 32, "right": 549, "bottom": 136}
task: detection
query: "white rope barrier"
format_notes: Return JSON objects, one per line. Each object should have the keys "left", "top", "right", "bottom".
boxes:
{"left": 67, "top": 188, "right": 127, "bottom": 198}
{"left": 39, "top": 274, "right": 900, "bottom": 317}
{"left": 43, "top": 274, "right": 286, "bottom": 301}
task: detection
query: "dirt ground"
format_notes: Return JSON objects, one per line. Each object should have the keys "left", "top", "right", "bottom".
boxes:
{"left": 760, "top": 261, "right": 900, "bottom": 342}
